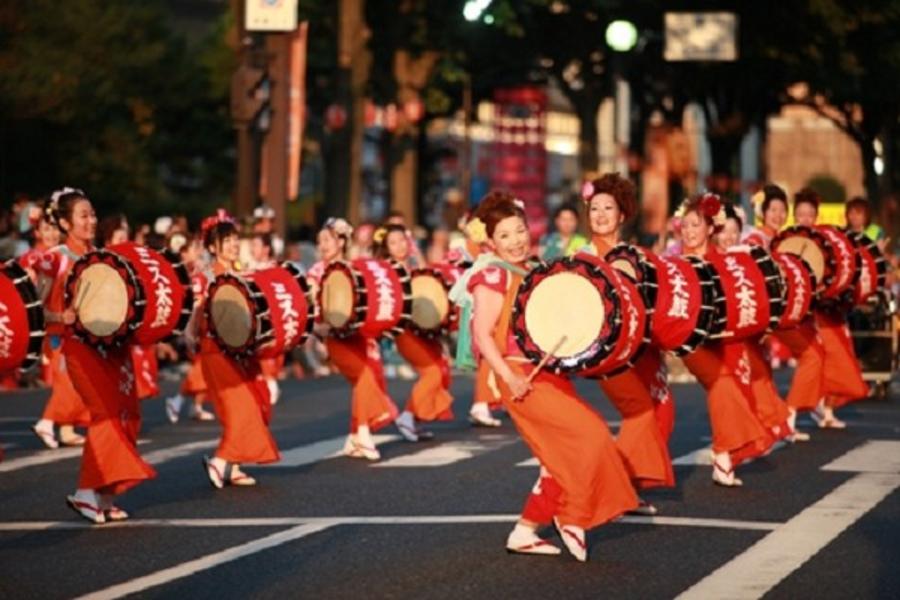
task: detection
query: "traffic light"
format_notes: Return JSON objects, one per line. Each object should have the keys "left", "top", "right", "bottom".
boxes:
{"left": 231, "top": 64, "right": 270, "bottom": 129}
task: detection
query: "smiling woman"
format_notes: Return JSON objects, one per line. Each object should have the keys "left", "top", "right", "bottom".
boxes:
{"left": 467, "top": 190, "right": 637, "bottom": 562}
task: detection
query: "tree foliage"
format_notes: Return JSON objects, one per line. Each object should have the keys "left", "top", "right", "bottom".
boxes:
{"left": 0, "top": 0, "right": 233, "bottom": 223}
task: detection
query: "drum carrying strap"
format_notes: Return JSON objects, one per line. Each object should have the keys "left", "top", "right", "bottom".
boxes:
{"left": 448, "top": 254, "right": 529, "bottom": 371}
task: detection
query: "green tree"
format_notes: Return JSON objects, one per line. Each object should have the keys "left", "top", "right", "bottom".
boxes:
{"left": 0, "top": 0, "right": 233, "bottom": 224}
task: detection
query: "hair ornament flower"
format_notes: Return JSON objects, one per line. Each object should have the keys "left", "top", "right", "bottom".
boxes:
{"left": 673, "top": 198, "right": 687, "bottom": 220}
{"left": 699, "top": 192, "right": 722, "bottom": 218}
{"left": 513, "top": 198, "right": 525, "bottom": 210}
{"left": 372, "top": 227, "right": 388, "bottom": 244}
{"left": 581, "top": 180, "right": 596, "bottom": 202}
{"left": 324, "top": 217, "right": 354, "bottom": 239}
{"left": 465, "top": 217, "right": 488, "bottom": 244}
{"left": 201, "top": 208, "right": 236, "bottom": 236}
{"left": 751, "top": 190, "right": 766, "bottom": 207}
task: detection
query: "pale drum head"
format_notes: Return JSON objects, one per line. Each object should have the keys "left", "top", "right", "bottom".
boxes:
{"left": 523, "top": 272, "right": 606, "bottom": 359}
{"left": 321, "top": 269, "right": 354, "bottom": 329}
{"left": 609, "top": 259, "right": 638, "bottom": 280}
{"left": 410, "top": 274, "right": 449, "bottom": 331}
{"left": 775, "top": 235, "right": 826, "bottom": 286}
{"left": 209, "top": 283, "right": 253, "bottom": 349}
{"left": 76, "top": 263, "right": 129, "bottom": 338}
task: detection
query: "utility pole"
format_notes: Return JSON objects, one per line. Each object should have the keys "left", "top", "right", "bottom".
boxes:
{"left": 230, "top": 0, "right": 259, "bottom": 219}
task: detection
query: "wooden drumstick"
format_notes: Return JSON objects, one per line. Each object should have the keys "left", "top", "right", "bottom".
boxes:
{"left": 73, "top": 281, "right": 91, "bottom": 312}
{"left": 512, "top": 335, "right": 568, "bottom": 401}
{"left": 525, "top": 335, "right": 568, "bottom": 383}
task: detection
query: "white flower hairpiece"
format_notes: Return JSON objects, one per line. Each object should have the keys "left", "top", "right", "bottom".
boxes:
{"left": 324, "top": 217, "right": 354, "bottom": 239}
{"left": 464, "top": 217, "right": 488, "bottom": 244}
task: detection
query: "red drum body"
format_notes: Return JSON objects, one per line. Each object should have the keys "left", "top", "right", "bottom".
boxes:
{"left": 207, "top": 263, "right": 314, "bottom": 359}
{"left": 408, "top": 265, "right": 461, "bottom": 338}
{"left": 815, "top": 225, "right": 859, "bottom": 300}
{"left": 606, "top": 244, "right": 717, "bottom": 356}
{"left": 705, "top": 246, "right": 784, "bottom": 340}
{"left": 108, "top": 243, "right": 193, "bottom": 345}
{"left": 772, "top": 253, "right": 816, "bottom": 329}
{"left": 319, "top": 258, "right": 412, "bottom": 338}
{"left": 512, "top": 254, "right": 649, "bottom": 378}
{"left": 845, "top": 231, "right": 887, "bottom": 305}
{"left": 771, "top": 225, "right": 834, "bottom": 299}
{"left": 65, "top": 243, "right": 193, "bottom": 347}
{"left": 0, "top": 261, "right": 45, "bottom": 374}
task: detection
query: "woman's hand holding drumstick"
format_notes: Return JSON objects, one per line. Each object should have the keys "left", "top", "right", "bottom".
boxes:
{"left": 511, "top": 334, "right": 567, "bottom": 402}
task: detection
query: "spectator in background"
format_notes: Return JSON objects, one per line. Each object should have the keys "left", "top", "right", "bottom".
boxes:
{"left": 845, "top": 197, "right": 886, "bottom": 249}
{"left": 133, "top": 223, "right": 151, "bottom": 246}
{"left": 96, "top": 214, "right": 129, "bottom": 247}
{"left": 539, "top": 202, "right": 588, "bottom": 260}
{"left": 426, "top": 228, "right": 451, "bottom": 265}
{"left": 350, "top": 222, "right": 375, "bottom": 259}
{"left": 252, "top": 204, "right": 284, "bottom": 259}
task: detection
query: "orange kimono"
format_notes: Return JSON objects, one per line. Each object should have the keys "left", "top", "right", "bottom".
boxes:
{"left": 744, "top": 339, "right": 791, "bottom": 442}
{"left": 180, "top": 357, "right": 208, "bottom": 396}
{"left": 198, "top": 262, "right": 279, "bottom": 465}
{"left": 41, "top": 245, "right": 90, "bottom": 426}
{"left": 815, "top": 311, "right": 868, "bottom": 408}
{"left": 590, "top": 236, "right": 674, "bottom": 489}
{"left": 394, "top": 331, "right": 454, "bottom": 422}
{"left": 472, "top": 266, "right": 638, "bottom": 528}
{"left": 325, "top": 335, "right": 399, "bottom": 432}
{"left": 199, "top": 339, "right": 279, "bottom": 464}
{"left": 681, "top": 342, "right": 771, "bottom": 465}
{"left": 772, "top": 321, "right": 825, "bottom": 412}
{"left": 64, "top": 338, "right": 156, "bottom": 494}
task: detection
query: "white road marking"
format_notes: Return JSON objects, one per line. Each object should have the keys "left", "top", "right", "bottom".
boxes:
{"left": 72, "top": 521, "right": 337, "bottom": 600}
{"left": 821, "top": 440, "right": 900, "bottom": 474}
{"left": 672, "top": 446, "right": 712, "bottom": 466}
{"left": 259, "top": 434, "right": 400, "bottom": 468}
{"left": 0, "top": 514, "right": 782, "bottom": 532}
{"left": 676, "top": 442, "right": 900, "bottom": 600}
{"left": 373, "top": 435, "right": 517, "bottom": 468}
{"left": 143, "top": 440, "right": 218, "bottom": 465}
{"left": 0, "top": 439, "right": 154, "bottom": 474}
{"left": 0, "top": 446, "right": 83, "bottom": 473}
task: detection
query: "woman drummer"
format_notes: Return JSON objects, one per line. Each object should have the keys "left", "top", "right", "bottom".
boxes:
{"left": 745, "top": 184, "right": 821, "bottom": 437}
{"left": 468, "top": 190, "right": 637, "bottom": 562}
{"left": 792, "top": 188, "right": 868, "bottom": 428}
{"left": 373, "top": 223, "right": 453, "bottom": 442}
{"left": 27, "top": 197, "right": 90, "bottom": 449}
{"left": 579, "top": 174, "right": 675, "bottom": 507}
{"left": 717, "top": 204, "right": 794, "bottom": 445}
{"left": 197, "top": 211, "right": 280, "bottom": 488}
{"left": 678, "top": 193, "right": 770, "bottom": 487}
{"left": 48, "top": 189, "right": 156, "bottom": 523}
{"left": 309, "top": 218, "right": 398, "bottom": 461}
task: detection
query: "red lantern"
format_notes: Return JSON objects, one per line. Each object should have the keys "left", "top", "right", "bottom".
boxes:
{"left": 325, "top": 104, "right": 348, "bottom": 130}
{"left": 403, "top": 99, "right": 424, "bottom": 123}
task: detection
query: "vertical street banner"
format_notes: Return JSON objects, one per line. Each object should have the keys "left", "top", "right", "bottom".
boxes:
{"left": 287, "top": 22, "right": 308, "bottom": 200}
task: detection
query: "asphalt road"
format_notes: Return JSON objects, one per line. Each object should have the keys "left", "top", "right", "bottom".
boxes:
{"left": 0, "top": 369, "right": 898, "bottom": 600}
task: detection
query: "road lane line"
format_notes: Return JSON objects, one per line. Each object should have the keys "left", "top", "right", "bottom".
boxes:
{"left": 0, "top": 440, "right": 150, "bottom": 474}
{"left": 0, "top": 514, "right": 782, "bottom": 532}
{"left": 373, "top": 435, "right": 517, "bottom": 468}
{"left": 259, "top": 434, "right": 400, "bottom": 468}
{"left": 73, "top": 521, "right": 337, "bottom": 600}
{"left": 676, "top": 440, "right": 900, "bottom": 600}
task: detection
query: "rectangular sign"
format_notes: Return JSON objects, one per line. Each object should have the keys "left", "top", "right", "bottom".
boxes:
{"left": 245, "top": 0, "right": 298, "bottom": 32}
{"left": 664, "top": 12, "right": 738, "bottom": 62}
